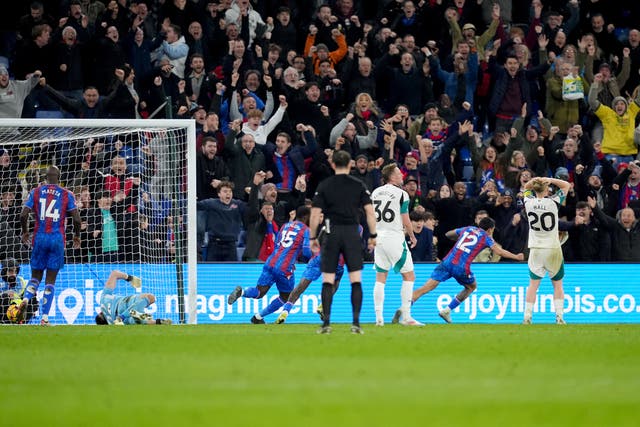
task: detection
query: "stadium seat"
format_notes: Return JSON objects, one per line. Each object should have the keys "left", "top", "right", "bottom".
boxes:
{"left": 35, "top": 110, "right": 64, "bottom": 119}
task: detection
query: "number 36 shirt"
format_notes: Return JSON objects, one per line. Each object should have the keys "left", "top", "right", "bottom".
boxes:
{"left": 523, "top": 189, "right": 565, "bottom": 249}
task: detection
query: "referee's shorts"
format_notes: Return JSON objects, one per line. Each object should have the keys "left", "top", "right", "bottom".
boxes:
{"left": 321, "top": 224, "right": 363, "bottom": 274}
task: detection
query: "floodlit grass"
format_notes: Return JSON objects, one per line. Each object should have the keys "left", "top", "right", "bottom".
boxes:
{"left": 1, "top": 324, "right": 638, "bottom": 427}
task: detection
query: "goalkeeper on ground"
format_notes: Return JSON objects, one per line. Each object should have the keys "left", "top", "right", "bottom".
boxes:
{"left": 95, "top": 270, "right": 172, "bottom": 325}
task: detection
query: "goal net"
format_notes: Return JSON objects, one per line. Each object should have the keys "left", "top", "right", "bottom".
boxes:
{"left": 0, "top": 119, "right": 197, "bottom": 325}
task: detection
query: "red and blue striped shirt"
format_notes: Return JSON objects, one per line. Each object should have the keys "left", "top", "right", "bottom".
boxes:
{"left": 25, "top": 184, "right": 77, "bottom": 242}
{"left": 443, "top": 226, "right": 494, "bottom": 274}
{"left": 266, "top": 220, "right": 311, "bottom": 274}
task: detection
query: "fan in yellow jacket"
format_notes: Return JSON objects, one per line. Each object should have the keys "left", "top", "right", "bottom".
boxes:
{"left": 589, "top": 73, "right": 640, "bottom": 158}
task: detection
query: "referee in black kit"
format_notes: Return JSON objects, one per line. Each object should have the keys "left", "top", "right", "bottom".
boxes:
{"left": 310, "top": 150, "right": 377, "bottom": 334}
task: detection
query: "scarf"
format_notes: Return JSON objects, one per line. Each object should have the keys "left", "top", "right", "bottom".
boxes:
{"left": 258, "top": 221, "right": 279, "bottom": 261}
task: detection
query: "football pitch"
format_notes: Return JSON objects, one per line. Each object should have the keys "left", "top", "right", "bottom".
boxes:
{"left": 1, "top": 324, "right": 638, "bottom": 427}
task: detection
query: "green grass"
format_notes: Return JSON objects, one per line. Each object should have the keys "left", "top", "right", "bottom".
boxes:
{"left": 1, "top": 324, "right": 639, "bottom": 427}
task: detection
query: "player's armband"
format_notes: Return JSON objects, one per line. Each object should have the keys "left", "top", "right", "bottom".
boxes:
{"left": 523, "top": 189, "right": 533, "bottom": 199}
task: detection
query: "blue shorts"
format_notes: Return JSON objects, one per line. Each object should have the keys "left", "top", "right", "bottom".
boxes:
{"left": 257, "top": 265, "right": 295, "bottom": 293}
{"left": 430, "top": 263, "right": 475, "bottom": 286}
{"left": 30, "top": 234, "right": 65, "bottom": 271}
{"left": 302, "top": 256, "right": 344, "bottom": 282}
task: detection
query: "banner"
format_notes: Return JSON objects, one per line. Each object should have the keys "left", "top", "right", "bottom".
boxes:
{"left": 12, "top": 263, "right": 640, "bottom": 324}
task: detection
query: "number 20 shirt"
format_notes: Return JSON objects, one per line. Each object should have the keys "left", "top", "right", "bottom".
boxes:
{"left": 523, "top": 190, "right": 565, "bottom": 249}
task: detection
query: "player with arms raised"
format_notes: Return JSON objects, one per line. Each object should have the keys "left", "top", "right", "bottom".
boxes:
{"left": 522, "top": 176, "right": 572, "bottom": 324}
{"left": 16, "top": 166, "right": 81, "bottom": 325}
{"left": 371, "top": 164, "right": 422, "bottom": 326}
{"left": 412, "top": 217, "right": 524, "bottom": 323}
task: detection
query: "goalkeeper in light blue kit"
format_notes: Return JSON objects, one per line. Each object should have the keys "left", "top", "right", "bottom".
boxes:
{"left": 95, "top": 270, "right": 172, "bottom": 325}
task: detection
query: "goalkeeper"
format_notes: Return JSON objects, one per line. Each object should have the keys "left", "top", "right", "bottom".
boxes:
{"left": 95, "top": 270, "right": 172, "bottom": 325}
{"left": 0, "top": 257, "right": 38, "bottom": 324}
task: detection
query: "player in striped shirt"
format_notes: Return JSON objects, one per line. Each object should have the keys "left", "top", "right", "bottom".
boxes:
{"left": 227, "top": 206, "right": 312, "bottom": 323}
{"left": 274, "top": 222, "right": 354, "bottom": 324}
{"left": 412, "top": 217, "right": 524, "bottom": 323}
{"left": 16, "top": 166, "right": 81, "bottom": 325}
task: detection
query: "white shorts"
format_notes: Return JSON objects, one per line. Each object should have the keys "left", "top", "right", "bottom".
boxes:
{"left": 528, "top": 247, "right": 564, "bottom": 280}
{"left": 374, "top": 237, "right": 413, "bottom": 274}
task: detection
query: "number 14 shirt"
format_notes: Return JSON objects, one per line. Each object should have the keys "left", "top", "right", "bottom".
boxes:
{"left": 25, "top": 184, "right": 77, "bottom": 243}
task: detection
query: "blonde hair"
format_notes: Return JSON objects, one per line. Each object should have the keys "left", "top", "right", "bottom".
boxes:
{"left": 510, "top": 150, "right": 525, "bottom": 167}
{"left": 354, "top": 93, "right": 380, "bottom": 117}
{"left": 532, "top": 179, "right": 548, "bottom": 195}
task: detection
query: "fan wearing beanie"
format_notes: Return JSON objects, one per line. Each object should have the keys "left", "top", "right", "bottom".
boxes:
{"left": 588, "top": 72, "right": 640, "bottom": 165}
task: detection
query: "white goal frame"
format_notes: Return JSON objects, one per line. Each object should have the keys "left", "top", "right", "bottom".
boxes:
{"left": 0, "top": 118, "right": 198, "bottom": 324}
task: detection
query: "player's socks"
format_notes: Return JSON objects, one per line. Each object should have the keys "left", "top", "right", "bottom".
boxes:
{"left": 321, "top": 282, "right": 334, "bottom": 327}
{"left": 524, "top": 302, "right": 534, "bottom": 321}
{"left": 259, "top": 297, "right": 285, "bottom": 318}
{"left": 373, "top": 281, "right": 385, "bottom": 323}
{"left": 242, "top": 287, "right": 260, "bottom": 298}
{"left": 281, "top": 302, "right": 294, "bottom": 313}
{"left": 553, "top": 299, "right": 564, "bottom": 319}
{"left": 400, "top": 280, "right": 414, "bottom": 319}
{"left": 448, "top": 297, "right": 462, "bottom": 311}
{"left": 553, "top": 299, "right": 564, "bottom": 321}
{"left": 40, "top": 284, "right": 55, "bottom": 319}
{"left": 22, "top": 278, "right": 40, "bottom": 301}
{"left": 351, "top": 282, "right": 362, "bottom": 327}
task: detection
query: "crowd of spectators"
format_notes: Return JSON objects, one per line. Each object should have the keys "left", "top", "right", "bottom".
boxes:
{"left": 0, "top": 0, "right": 639, "bottom": 264}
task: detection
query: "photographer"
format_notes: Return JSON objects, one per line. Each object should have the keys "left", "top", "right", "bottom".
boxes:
{"left": 0, "top": 257, "right": 38, "bottom": 324}
{"left": 151, "top": 23, "right": 188, "bottom": 79}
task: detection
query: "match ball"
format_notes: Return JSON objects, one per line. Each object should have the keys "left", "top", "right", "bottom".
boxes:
{"left": 6, "top": 304, "right": 20, "bottom": 323}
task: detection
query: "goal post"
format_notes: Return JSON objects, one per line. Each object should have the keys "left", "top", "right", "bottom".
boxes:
{"left": 0, "top": 118, "right": 198, "bottom": 324}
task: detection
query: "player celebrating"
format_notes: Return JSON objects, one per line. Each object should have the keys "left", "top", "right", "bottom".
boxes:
{"left": 412, "top": 217, "right": 524, "bottom": 323}
{"left": 371, "top": 164, "right": 422, "bottom": 326}
{"left": 228, "top": 206, "right": 312, "bottom": 323}
{"left": 95, "top": 270, "right": 172, "bottom": 325}
{"left": 275, "top": 222, "right": 364, "bottom": 324}
{"left": 522, "top": 176, "right": 572, "bottom": 325}
{"left": 16, "top": 166, "right": 81, "bottom": 325}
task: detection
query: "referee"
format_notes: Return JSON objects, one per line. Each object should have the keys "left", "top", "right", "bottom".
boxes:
{"left": 310, "top": 150, "right": 377, "bottom": 334}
